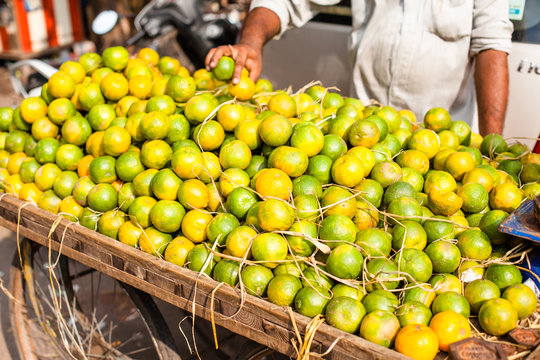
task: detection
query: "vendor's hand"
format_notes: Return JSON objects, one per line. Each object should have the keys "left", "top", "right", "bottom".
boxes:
{"left": 205, "top": 43, "right": 262, "bottom": 85}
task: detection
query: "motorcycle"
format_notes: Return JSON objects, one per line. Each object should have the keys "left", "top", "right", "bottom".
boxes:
{"left": 93, "top": 0, "right": 241, "bottom": 70}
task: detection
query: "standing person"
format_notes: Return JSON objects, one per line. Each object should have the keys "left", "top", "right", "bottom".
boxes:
{"left": 205, "top": 1, "right": 513, "bottom": 135}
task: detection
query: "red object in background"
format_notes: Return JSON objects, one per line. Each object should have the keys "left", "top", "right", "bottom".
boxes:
{"left": 0, "top": 0, "right": 84, "bottom": 54}
{"left": 68, "top": 0, "right": 84, "bottom": 42}
{"left": 534, "top": 135, "right": 540, "bottom": 154}
{"left": 42, "top": 0, "right": 59, "bottom": 47}
{"left": 0, "top": 27, "right": 9, "bottom": 50}
{"left": 13, "top": 0, "right": 32, "bottom": 52}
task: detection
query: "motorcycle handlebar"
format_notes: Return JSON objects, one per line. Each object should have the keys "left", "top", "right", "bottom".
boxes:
{"left": 126, "top": 30, "right": 146, "bottom": 46}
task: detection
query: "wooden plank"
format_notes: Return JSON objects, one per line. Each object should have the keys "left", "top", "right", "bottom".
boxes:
{"left": 0, "top": 194, "right": 405, "bottom": 360}
{"left": 528, "top": 345, "right": 540, "bottom": 360}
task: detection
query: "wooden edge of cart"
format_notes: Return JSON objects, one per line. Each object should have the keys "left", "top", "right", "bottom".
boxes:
{"left": 0, "top": 193, "right": 536, "bottom": 360}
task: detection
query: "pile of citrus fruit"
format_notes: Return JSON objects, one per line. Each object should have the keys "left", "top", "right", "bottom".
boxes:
{"left": 0, "top": 46, "right": 539, "bottom": 359}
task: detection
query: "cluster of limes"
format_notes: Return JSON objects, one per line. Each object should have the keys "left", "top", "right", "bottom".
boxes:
{"left": 0, "top": 46, "right": 539, "bottom": 360}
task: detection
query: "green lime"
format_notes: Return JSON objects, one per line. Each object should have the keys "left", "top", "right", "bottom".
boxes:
{"left": 251, "top": 232, "right": 288, "bottom": 268}
{"left": 319, "top": 214, "right": 357, "bottom": 248}
{"left": 365, "top": 258, "right": 399, "bottom": 292}
{"left": 464, "top": 279, "right": 501, "bottom": 313}
{"left": 212, "top": 56, "right": 235, "bottom": 81}
{"left": 480, "top": 134, "right": 508, "bottom": 159}
{"left": 97, "top": 210, "right": 126, "bottom": 240}
{"left": 331, "top": 284, "right": 365, "bottom": 301}
{"left": 359, "top": 310, "right": 400, "bottom": 348}
{"left": 355, "top": 228, "right": 392, "bottom": 257}
{"left": 301, "top": 266, "right": 334, "bottom": 290}
{"left": 226, "top": 187, "right": 258, "bottom": 219}
{"left": 286, "top": 220, "right": 317, "bottom": 257}
{"left": 149, "top": 200, "right": 185, "bottom": 233}
{"left": 294, "top": 286, "right": 331, "bottom": 318}
{"left": 392, "top": 220, "right": 427, "bottom": 251}
{"left": 424, "top": 241, "right": 461, "bottom": 273}
{"left": 484, "top": 264, "right": 522, "bottom": 292}
{"left": 383, "top": 181, "right": 417, "bottom": 207}
{"left": 325, "top": 296, "right": 366, "bottom": 333}
{"left": 87, "top": 183, "right": 118, "bottom": 212}
{"left": 431, "top": 291, "right": 470, "bottom": 318}
{"left": 478, "top": 298, "right": 518, "bottom": 336}
{"left": 395, "top": 301, "right": 433, "bottom": 327}
{"left": 363, "top": 290, "right": 399, "bottom": 313}
{"left": 240, "top": 265, "right": 274, "bottom": 296}
{"left": 394, "top": 248, "right": 433, "bottom": 283}
{"left": 292, "top": 175, "right": 323, "bottom": 199}
{"left": 267, "top": 274, "right": 302, "bottom": 306}
{"left": 423, "top": 216, "right": 455, "bottom": 243}
{"left": 206, "top": 213, "right": 240, "bottom": 245}
{"left": 457, "top": 229, "right": 492, "bottom": 261}
{"left": 52, "top": 171, "right": 79, "bottom": 199}
{"left": 326, "top": 244, "right": 363, "bottom": 279}
{"left": 213, "top": 259, "right": 240, "bottom": 286}
{"left": 479, "top": 210, "right": 509, "bottom": 245}
{"left": 502, "top": 284, "right": 538, "bottom": 319}
{"left": 187, "top": 243, "right": 216, "bottom": 276}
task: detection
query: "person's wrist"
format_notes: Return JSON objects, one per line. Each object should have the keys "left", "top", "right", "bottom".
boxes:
{"left": 239, "top": 38, "right": 263, "bottom": 53}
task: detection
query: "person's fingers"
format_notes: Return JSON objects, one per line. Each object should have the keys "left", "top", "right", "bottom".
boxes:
{"left": 232, "top": 51, "right": 248, "bottom": 84}
{"left": 205, "top": 48, "right": 217, "bottom": 70}
{"left": 206, "top": 46, "right": 232, "bottom": 69}
{"left": 206, "top": 45, "right": 262, "bottom": 83}
{"left": 245, "top": 57, "right": 261, "bottom": 83}
{"left": 208, "top": 47, "right": 228, "bottom": 68}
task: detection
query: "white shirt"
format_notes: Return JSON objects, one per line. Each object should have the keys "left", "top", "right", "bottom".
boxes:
{"left": 250, "top": 0, "right": 513, "bottom": 125}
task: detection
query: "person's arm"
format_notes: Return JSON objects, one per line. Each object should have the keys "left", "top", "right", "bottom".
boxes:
{"left": 205, "top": 7, "right": 281, "bottom": 84}
{"left": 470, "top": 0, "right": 513, "bottom": 135}
{"left": 474, "top": 49, "right": 509, "bottom": 135}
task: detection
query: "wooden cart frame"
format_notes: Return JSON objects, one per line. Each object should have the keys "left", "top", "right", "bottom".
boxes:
{"left": 0, "top": 194, "right": 408, "bottom": 360}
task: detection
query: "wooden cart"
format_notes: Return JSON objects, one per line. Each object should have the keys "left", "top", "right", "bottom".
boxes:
{"left": 2, "top": 193, "right": 540, "bottom": 360}
{"left": 0, "top": 193, "right": 407, "bottom": 360}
